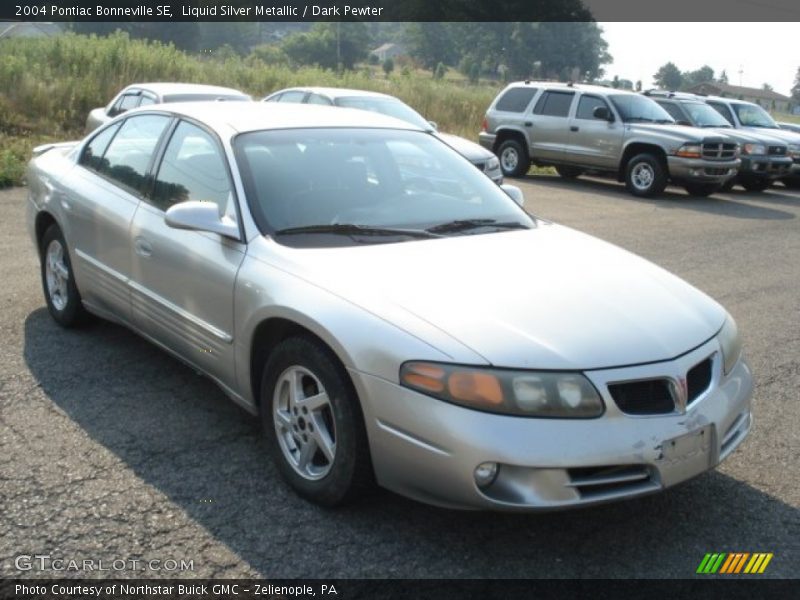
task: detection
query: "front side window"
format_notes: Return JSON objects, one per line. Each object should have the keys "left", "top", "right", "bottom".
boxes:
{"left": 276, "top": 91, "right": 306, "bottom": 103}
{"left": 706, "top": 102, "right": 735, "bottom": 126}
{"left": 533, "top": 91, "right": 575, "bottom": 118}
{"left": 234, "top": 128, "right": 534, "bottom": 247}
{"left": 100, "top": 115, "right": 171, "bottom": 194}
{"left": 682, "top": 102, "right": 732, "bottom": 128}
{"left": 576, "top": 95, "right": 610, "bottom": 120}
{"left": 152, "top": 121, "right": 233, "bottom": 213}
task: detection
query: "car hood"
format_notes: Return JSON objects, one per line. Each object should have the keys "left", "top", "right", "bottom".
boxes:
{"left": 739, "top": 126, "right": 800, "bottom": 146}
{"left": 627, "top": 123, "right": 734, "bottom": 147}
{"left": 435, "top": 132, "right": 495, "bottom": 162}
{"left": 703, "top": 128, "right": 783, "bottom": 145}
{"left": 263, "top": 224, "right": 726, "bottom": 370}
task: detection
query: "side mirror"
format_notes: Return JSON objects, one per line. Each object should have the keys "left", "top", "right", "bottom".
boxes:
{"left": 428, "top": 120, "right": 439, "bottom": 132}
{"left": 165, "top": 200, "right": 239, "bottom": 239}
{"left": 593, "top": 106, "right": 613, "bottom": 121}
{"left": 501, "top": 184, "right": 525, "bottom": 207}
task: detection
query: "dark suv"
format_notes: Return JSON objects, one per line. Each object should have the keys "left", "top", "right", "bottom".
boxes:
{"left": 479, "top": 81, "right": 741, "bottom": 197}
{"left": 646, "top": 91, "right": 792, "bottom": 192}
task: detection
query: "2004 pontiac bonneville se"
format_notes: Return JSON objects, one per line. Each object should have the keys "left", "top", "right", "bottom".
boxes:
{"left": 26, "top": 103, "right": 752, "bottom": 510}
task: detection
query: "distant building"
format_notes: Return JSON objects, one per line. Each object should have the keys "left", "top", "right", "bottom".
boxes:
{"left": 0, "top": 22, "right": 63, "bottom": 39}
{"left": 688, "top": 81, "right": 792, "bottom": 113}
{"left": 371, "top": 43, "right": 406, "bottom": 62}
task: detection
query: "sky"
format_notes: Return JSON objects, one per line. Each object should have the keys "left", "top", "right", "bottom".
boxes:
{"left": 599, "top": 23, "right": 799, "bottom": 96}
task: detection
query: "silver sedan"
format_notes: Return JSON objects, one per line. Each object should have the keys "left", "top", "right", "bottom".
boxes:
{"left": 26, "top": 102, "right": 752, "bottom": 510}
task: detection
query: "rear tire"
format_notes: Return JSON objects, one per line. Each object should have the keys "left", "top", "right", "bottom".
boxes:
{"left": 260, "top": 336, "right": 373, "bottom": 506}
{"left": 739, "top": 174, "right": 770, "bottom": 192}
{"left": 624, "top": 153, "right": 667, "bottom": 197}
{"left": 555, "top": 165, "right": 583, "bottom": 179}
{"left": 684, "top": 183, "right": 720, "bottom": 197}
{"left": 40, "top": 224, "right": 90, "bottom": 328}
{"left": 496, "top": 139, "right": 529, "bottom": 178}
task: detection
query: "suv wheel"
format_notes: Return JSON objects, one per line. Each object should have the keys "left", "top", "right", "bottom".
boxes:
{"left": 556, "top": 166, "right": 583, "bottom": 179}
{"left": 739, "top": 174, "right": 770, "bottom": 192}
{"left": 496, "top": 139, "right": 529, "bottom": 178}
{"left": 625, "top": 153, "right": 667, "bottom": 197}
{"left": 684, "top": 183, "right": 720, "bottom": 197}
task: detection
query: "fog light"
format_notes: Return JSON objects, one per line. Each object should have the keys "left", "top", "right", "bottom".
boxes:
{"left": 689, "top": 169, "right": 701, "bottom": 177}
{"left": 474, "top": 462, "right": 498, "bottom": 489}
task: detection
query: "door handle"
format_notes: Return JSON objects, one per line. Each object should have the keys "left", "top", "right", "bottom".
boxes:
{"left": 524, "top": 121, "right": 533, "bottom": 127}
{"left": 570, "top": 126, "right": 580, "bottom": 132}
{"left": 134, "top": 237, "right": 153, "bottom": 258}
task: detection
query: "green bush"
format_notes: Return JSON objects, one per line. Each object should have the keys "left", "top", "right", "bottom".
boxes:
{"left": 0, "top": 32, "right": 502, "bottom": 186}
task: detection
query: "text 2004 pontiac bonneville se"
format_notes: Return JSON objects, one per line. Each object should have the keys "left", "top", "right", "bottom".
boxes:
{"left": 26, "top": 102, "right": 752, "bottom": 510}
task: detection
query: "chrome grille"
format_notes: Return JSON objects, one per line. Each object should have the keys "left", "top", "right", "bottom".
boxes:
{"left": 701, "top": 142, "right": 737, "bottom": 160}
{"left": 768, "top": 145, "right": 787, "bottom": 156}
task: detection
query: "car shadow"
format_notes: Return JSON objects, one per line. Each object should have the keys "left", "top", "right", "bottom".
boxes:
{"left": 22, "top": 309, "right": 799, "bottom": 578}
{"left": 521, "top": 174, "right": 796, "bottom": 221}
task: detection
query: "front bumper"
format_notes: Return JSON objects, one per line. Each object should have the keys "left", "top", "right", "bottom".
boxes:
{"left": 352, "top": 338, "right": 752, "bottom": 511}
{"left": 667, "top": 156, "right": 740, "bottom": 183}
{"left": 738, "top": 155, "right": 793, "bottom": 180}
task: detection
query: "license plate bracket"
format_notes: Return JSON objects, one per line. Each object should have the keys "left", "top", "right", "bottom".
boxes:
{"left": 658, "top": 425, "right": 714, "bottom": 487}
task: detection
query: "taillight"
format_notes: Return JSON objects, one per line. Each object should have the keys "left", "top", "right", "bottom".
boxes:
{"left": 481, "top": 117, "right": 488, "bottom": 132}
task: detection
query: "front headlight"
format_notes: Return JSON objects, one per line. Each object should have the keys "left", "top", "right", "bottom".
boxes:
{"left": 741, "top": 143, "right": 766, "bottom": 155}
{"left": 400, "top": 362, "right": 604, "bottom": 418}
{"left": 675, "top": 143, "right": 702, "bottom": 158}
{"left": 485, "top": 156, "right": 500, "bottom": 171}
{"left": 718, "top": 316, "right": 742, "bottom": 375}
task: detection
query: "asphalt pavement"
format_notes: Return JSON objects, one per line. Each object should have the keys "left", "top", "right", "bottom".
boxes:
{"left": 1, "top": 177, "right": 798, "bottom": 579}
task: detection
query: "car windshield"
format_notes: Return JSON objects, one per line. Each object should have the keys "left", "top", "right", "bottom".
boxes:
{"left": 335, "top": 97, "right": 432, "bottom": 130}
{"left": 234, "top": 128, "right": 533, "bottom": 247}
{"left": 732, "top": 103, "right": 779, "bottom": 128}
{"left": 609, "top": 95, "right": 675, "bottom": 124}
{"left": 682, "top": 102, "right": 731, "bottom": 128}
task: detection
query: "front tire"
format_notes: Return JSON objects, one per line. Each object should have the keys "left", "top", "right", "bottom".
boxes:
{"left": 684, "top": 183, "right": 720, "bottom": 197}
{"left": 496, "top": 139, "right": 529, "bottom": 178}
{"left": 555, "top": 165, "right": 583, "bottom": 179}
{"left": 40, "top": 225, "right": 89, "bottom": 328}
{"left": 739, "top": 174, "right": 770, "bottom": 192}
{"left": 260, "top": 336, "right": 372, "bottom": 506}
{"left": 624, "top": 153, "right": 667, "bottom": 197}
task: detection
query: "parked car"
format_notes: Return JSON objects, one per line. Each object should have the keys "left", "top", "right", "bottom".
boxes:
{"left": 479, "top": 81, "right": 740, "bottom": 197}
{"left": 85, "top": 83, "right": 251, "bottom": 132}
{"left": 701, "top": 96, "right": 800, "bottom": 190}
{"left": 645, "top": 90, "right": 792, "bottom": 192}
{"left": 27, "top": 102, "right": 751, "bottom": 511}
{"left": 263, "top": 87, "right": 503, "bottom": 184}
{"left": 777, "top": 121, "right": 800, "bottom": 134}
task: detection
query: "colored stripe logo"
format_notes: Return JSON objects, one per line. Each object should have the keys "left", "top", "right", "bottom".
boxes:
{"left": 696, "top": 552, "right": 773, "bottom": 574}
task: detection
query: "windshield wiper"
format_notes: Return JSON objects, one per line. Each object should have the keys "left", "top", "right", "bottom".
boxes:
{"left": 273, "top": 223, "right": 441, "bottom": 239}
{"left": 654, "top": 119, "right": 674, "bottom": 124}
{"left": 426, "top": 219, "right": 529, "bottom": 234}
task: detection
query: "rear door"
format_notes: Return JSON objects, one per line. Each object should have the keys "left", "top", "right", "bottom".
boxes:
{"left": 69, "top": 114, "right": 172, "bottom": 322}
{"left": 566, "top": 93, "right": 624, "bottom": 169}
{"left": 529, "top": 90, "right": 576, "bottom": 161}
{"left": 129, "top": 119, "right": 246, "bottom": 387}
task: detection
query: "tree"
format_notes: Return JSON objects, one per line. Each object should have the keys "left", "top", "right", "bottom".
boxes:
{"left": 281, "top": 23, "right": 370, "bottom": 70}
{"left": 762, "top": 83, "right": 774, "bottom": 92}
{"left": 434, "top": 62, "right": 447, "bottom": 80}
{"left": 792, "top": 67, "right": 800, "bottom": 101}
{"left": 406, "top": 23, "right": 457, "bottom": 73}
{"left": 719, "top": 69, "right": 729, "bottom": 84}
{"left": 612, "top": 75, "right": 620, "bottom": 89}
{"left": 682, "top": 65, "right": 715, "bottom": 89}
{"left": 635, "top": 80, "right": 642, "bottom": 92}
{"left": 653, "top": 62, "right": 683, "bottom": 90}
{"left": 382, "top": 58, "right": 394, "bottom": 77}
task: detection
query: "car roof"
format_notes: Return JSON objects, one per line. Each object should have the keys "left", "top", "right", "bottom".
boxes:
{"left": 504, "top": 81, "right": 636, "bottom": 96}
{"left": 124, "top": 101, "right": 422, "bottom": 134}
{"left": 267, "top": 87, "right": 395, "bottom": 101}
{"left": 123, "top": 82, "right": 249, "bottom": 97}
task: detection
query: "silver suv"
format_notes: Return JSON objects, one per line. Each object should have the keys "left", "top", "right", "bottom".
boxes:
{"left": 479, "top": 82, "right": 741, "bottom": 197}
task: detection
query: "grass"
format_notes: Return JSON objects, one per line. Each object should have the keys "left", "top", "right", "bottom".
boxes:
{"left": 0, "top": 32, "right": 502, "bottom": 187}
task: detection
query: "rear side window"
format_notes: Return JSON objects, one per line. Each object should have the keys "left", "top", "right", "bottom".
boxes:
{"left": 100, "top": 115, "right": 171, "bottom": 195}
{"left": 152, "top": 121, "right": 233, "bottom": 213}
{"left": 576, "top": 95, "right": 609, "bottom": 120}
{"left": 79, "top": 123, "right": 121, "bottom": 172}
{"left": 495, "top": 88, "right": 537, "bottom": 112}
{"left": 109, "top": 93, "right": 140, "bottom": 116}
{"left": 533, "top": 91, "right": 575, "bottom": 117}
{"left": 707, "top": 102, "right": 735, "bottom": 126}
